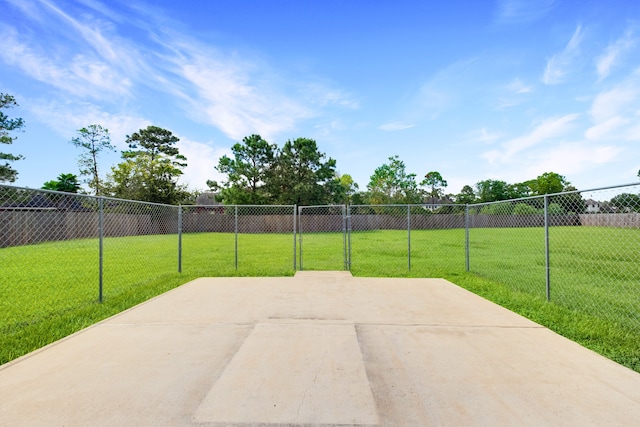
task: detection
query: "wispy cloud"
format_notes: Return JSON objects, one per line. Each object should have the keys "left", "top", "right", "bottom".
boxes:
{"left": 171, "top": 52, "right": 313, "bottom": 141}
{"left": 28, "top": 97, "right": 231, "bottom": 188}
{"left": 466, "top": 127, "right": 502, "bottom": 143}
{"left": 495, "top": 78, "right": 534, "bottom": 109}
{"left": 586, "top": 69, "right": 640, "bottom": 141}
{"left": 390, "top": 58, "right": 478, "bottom": 124}
{"left": 507, "top": 78, "right": 533, "bottom": 94}
{"left": 147, "top": 25, "right": 359, "bottom": 141}
{"left": 176, "top": 137, "right": 231, "bottom": 189}
{"left": 542, "top": 24, "right": 584, "bottom": 85}
{"left": 524, "top": 142, "right": 621, "bottom": 177}
{"left": 483, "top": 114, "right": 580, "bottom": 163}
{"left": 379, "top": 122, "right": 415, "bottom": 131}
{"left": 495, "top": 0, "right": 556, "bottom": 25}
{"left": 0, "top": 26, "right": 132, "bottom": 98}
{"left": 1, "top": 0, "right": 357, "bottom": 143}
{"left": 595, "top": 28, "right": 637, "bottom": 81}
{"left": 28, "top": 99, "right": 150, "bottom": 149}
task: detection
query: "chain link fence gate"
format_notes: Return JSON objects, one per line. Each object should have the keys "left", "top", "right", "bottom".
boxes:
{"left": 297, "top": 205, "right": 348, "bottom": 270}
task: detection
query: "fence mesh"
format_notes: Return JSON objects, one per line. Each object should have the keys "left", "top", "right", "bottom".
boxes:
{"left": 101, "top": 197, "right": 179, "bottom": 300}
{"left": 548, "top": 187, "right": 640, "bottom": 330}
{"left": 467, "top": 184, "right": 640, "bottom": 337}
{"left": 1, "top": 187, "right": 101, "bottom": 341}
{"left": 467, "top": 200, "right": 546, "bottom": 296}
{"left": 348, "top": 204, "right": 466, "bottom": 276}
{"left": 180, "top": 205, "right": 296, "bottom": 275}
{"left": 298, "top": 205, "right": 347, "bottom": 271}
{"left": 3, "top": 182, "right": 640, "bottom": 368}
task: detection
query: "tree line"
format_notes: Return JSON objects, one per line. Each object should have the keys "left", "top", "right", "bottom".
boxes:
{"left": 2, "top": 92, "right": 638, "bottom": 209}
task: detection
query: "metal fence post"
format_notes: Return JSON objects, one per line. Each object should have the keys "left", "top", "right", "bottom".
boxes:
{"left": 177, "top": 205, "right": 182, "bottom": 273}
{"left": 342, "top": 205, "right": 347, "bottom": 270}
{"left": 544, "top": 195, "right": 551, "bottom": 301}
{"left": 234, "top": 205, "right": 238, "bottom": 270}
{"left": 98, "top": 196, "right": 104, "bottom": 303}
{"left": 465, "top": 204, "right": 470, "bottom": 272}
{"left": 407, "top": 205, "right": 411, "bottom": 271}
{"left": 293, "top": 204, "right": 297, "bottom": 271}
{"left": 298, "top": 206, "right": 303, "bottom": 271}
{"left": 347, "top": 205, "right": 352, "bottom": 271}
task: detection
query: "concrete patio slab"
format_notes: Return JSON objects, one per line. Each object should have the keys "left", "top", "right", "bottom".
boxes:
{"left": 1, "top": 272, "right": 640, "bottom": 426}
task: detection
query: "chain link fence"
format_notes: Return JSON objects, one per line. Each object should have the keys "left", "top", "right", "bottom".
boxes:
{"left": 0, "top": 186, "right": 298, "bottom": 356}
{"left": 180, "top": 204, "right": 296, "bottom": 275}
{"left": 0, "top": 186, "right": 181, "bottom": 353}
{"left": 298, "top": 205, "right": 348, "bottom": 271}
{"left": 467, "top": 183, "right": 640, "bottom": 335}
{"left": 348, "top": 204, "right": 466, "bottom": 276}
{"left": 3, "top": 182, "right": 640, "bottom": 364}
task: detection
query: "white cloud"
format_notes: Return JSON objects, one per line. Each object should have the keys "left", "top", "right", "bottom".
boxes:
{"left": 151, "top": 30, "right": 358, "bottom": 141}
{"left": 38, "top": 0, "right": 120, "bottom": 63}
{"left": 28, "top": 100, "right": 150, "bottom": 149}
{"left": 390, "top": 58, "right": 478, "bottom": 123}
{"left": 175, "top": 138, "right": 231, "bottom": 189}
{"left": 483, "top": 114, "right": 579, "bottom": 163}
{"left": 526, "top": 142, "right": 621, "bottom": 176}
{"left": 495, "top": 0, "right": 556, "bottom": 24}
{"left": 2, "top": 1, "right": 358, "bottom": 144}
{"left": 542, "top": 25, "right": 584, "bottom": 85}
{"left": 596, "top": 28, "right": 636, "bottom": 81}
{"left": 4, "top": 0, "right": 45, "bottom": 22}
{"left": 466, "top": 127, "right": 502, "bottom": 143}
{"left": 480, "top": 141, "right": 621, "bottom": 188}
{"left": 379, "top": 122, "right": 415, "bottom": 131}
{"left": 586, "top": 71, "right": 640, "bottom": 141}
{"left": 507, "top": 78, "right": 533, "bottom": 94}
{"left": 176, "top": 57, "right": 312, "bottom": 141}
{"left": 0, "top": 23, "right": 133, "bottom": 99}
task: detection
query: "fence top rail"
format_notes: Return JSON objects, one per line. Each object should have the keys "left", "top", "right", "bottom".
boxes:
{"left": 182, "top": 204, "right": 295, "bottom": 208}
{"left": 469, "top": 181, "right": 640, "bottom": 208}
{"left": 0, "top": 184, "right": 180, "bottom": 208}
{"left": 298, "top": 204, "right": 345, "bottom": 209}
{"left": 351, "top": 204, "right": 461, "bottom": 208}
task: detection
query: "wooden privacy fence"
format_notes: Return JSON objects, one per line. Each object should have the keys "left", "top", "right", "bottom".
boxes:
{"left": 2, "top": 209, "right": 640, "bottom": 248}
{"left": 0, "top": 210, "right": 177, "bottom": 248}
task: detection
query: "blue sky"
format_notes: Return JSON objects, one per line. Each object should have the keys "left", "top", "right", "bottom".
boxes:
{"left": 1, "top": 0, "right": 639, "bottom": 196}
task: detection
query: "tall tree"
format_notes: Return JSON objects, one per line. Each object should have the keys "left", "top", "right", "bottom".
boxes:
{"left": 508, "top": 180, "right": 535, "bottom": 199}
{"left": 106, "top": 125, "right": 187, "bottom": 204}
{"left": 334, "top": 173, "right": 360, "bottom": 204}
{"left": 267, "top": 137, "right": 337, "bottom": 205}
{"left": 0, "top": 93, "right": 25, "bottom": 183}
{"left": 70, "top": 125, "right": 115, "bottom": 195}
{"left": 421, "top": 171, "right": 448, "bottom": 203}
{"left": 42, "top": 173, "right": 81, "bottom": 193}
{"left": 610, "top": 193, "right": 640, "bottom": 213}
{"left": 212, "top": 134, "right": 276, "bottom": 204}
{"left": 366, "top": 155, "right": 421, "bottom": 204}
{"left": 475, "top": 179, "right": 510, "bottom": 202}
{"left": 455, "top": 185, "right": 476, "bottom": 204}
{"left": 531, "top": 172, "right": 569, "bottom": 195}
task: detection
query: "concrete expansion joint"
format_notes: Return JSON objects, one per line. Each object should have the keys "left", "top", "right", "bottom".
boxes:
{"left": 355, "top": 322, "right": 544, "bottom": 329}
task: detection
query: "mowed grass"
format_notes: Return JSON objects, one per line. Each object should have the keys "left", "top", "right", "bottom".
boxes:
{"left": 1, "top": 227, "right": 639, "bottom": 372}
{"left": 463, "top": 226, "right": 640, "bottom": 372}
{"left": 0, "top": 232, "right": 295, "bottom": 364}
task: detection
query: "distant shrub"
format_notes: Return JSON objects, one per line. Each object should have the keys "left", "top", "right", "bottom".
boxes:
{"left": 547, "top": 203, "right": 565, "bottom": 214}
{"left": 481, "top": 203, "right": 514, "bottom": 215}
{"left": 513, "top": 203, "right": 539, "bottom": 215}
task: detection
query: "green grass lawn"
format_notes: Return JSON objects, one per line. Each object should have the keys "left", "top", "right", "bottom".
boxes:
{"left": 1, "top": 227, "right": 639, "bottom": 372}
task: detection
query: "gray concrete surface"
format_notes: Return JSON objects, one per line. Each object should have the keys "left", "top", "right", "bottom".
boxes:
{"left": 1, "top": 271, "right": 640, "bottom": 426}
